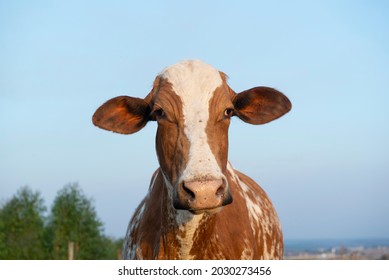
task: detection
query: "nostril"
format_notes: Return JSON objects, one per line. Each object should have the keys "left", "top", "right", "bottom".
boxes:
{"left": 216, "top": 186, "right": 225, "bottom": 197}
{"left": 183, "top": 184, "right": 196, "bottom": 200}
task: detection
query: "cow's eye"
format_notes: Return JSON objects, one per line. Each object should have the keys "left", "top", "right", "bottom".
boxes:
{"left": 153, "top": 108, "right": 165, "bottom": 119}
{"left": 224, "top": 108, "right": 234, "bottom": 118}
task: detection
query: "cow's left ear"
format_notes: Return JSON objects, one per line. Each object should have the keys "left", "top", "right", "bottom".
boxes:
{"left": 92, "top": 96, "right": 151, "bottom": 134}
{"left": 233, "top": 87, "right": 291, "bottom": 124}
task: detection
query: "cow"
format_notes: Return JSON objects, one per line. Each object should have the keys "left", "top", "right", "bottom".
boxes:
{"left": 92, "top": 60, "right": 291, "bottom": 259}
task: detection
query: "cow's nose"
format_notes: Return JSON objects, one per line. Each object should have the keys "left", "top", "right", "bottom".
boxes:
{"left": 175, "top": 179, "right": 232, "bottom": 211}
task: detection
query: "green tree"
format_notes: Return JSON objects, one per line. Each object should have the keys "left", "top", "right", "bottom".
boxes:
{"left": 0, "top": 186, "right": 47, "bottom": 259}
{"left": 46, "top": 182, "right": 107, "bottom": 259}
{"left": 101, "top": 236, "right": 124, "bottom": 260}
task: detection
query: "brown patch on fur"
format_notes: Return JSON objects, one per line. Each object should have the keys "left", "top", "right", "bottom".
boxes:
{"left": 234, "top": 170, "right": 284, "bottom": 259}
{"left": 152, "top": 79, "right": 190, "bottom": 186}
{"left": 205, "top": 82, "right": 234, "bottom": 174}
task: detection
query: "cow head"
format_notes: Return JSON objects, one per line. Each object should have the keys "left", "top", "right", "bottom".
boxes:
{"left": 93, "top": 60, "right": 291, "bottom": 214}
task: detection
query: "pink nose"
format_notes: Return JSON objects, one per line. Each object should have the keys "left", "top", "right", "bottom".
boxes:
{"left": 174, "top": 179, "right": 232, "bottom": 211}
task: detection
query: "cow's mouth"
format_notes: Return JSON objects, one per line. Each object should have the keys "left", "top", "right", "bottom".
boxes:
{"left": 189, "top": 206, "right": 224, "bottom": 215}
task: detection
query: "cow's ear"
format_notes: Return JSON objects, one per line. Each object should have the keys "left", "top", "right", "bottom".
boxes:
{"left": 233, "top": 87, "right": 291, "bottom": 125}
{"left": 92, "top": 96, "right": 151, "bottom": 134}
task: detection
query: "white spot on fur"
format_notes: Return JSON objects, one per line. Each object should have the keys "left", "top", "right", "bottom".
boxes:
{"left": 160, "top": 60, "right": 224, "bottom": 181}
{"left": 124, "top": 202, "right": 145, "bottom": 259}
{"left": 227, "top": 163, "right": 282, "bottom": 259}
{"left": 175, "top": 211, "right": 204, "bottom": 259}
{"left": 241, "top": 182, "right": 263, "bottom": 233}
{"left": 241, "top": 238, "right": 254, "bottom": 259}
{"left": 227, "top": 163, "right": 263, "bottom": 235}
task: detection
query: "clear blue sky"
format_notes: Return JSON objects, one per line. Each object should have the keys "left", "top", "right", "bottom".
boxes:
{"left": 1, "top": 0, "right": 388, "bottom": 239}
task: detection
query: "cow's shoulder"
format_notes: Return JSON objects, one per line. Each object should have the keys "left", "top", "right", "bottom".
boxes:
{"left": 224, "top": 165, "right": 284, "bottom": 259}
{"left": 123, "top": 169, "right": 166, "bottom": 259}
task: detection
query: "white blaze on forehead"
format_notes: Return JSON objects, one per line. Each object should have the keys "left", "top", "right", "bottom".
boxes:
{"left": 160, "top": 60, "right": 224, "bottom": 180}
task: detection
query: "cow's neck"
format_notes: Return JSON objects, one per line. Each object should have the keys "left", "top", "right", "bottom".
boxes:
{"left": 159, "top": 176, "right": 215, "bottom": 259}
{"left": 174, "top": 210, "right": 205, "bottom": 259}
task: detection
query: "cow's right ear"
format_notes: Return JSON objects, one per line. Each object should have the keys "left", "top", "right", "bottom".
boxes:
{"left": 92, "top": 96, "right": 151, "bottom": 134}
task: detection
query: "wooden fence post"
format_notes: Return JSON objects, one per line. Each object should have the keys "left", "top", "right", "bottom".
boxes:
{"left": 68, "top": 241, "right": 74, "bottom": 260}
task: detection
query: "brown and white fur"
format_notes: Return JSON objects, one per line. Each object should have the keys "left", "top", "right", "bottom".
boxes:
{"left": 92, "top": 60, "right": 291, "bottom": 259}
